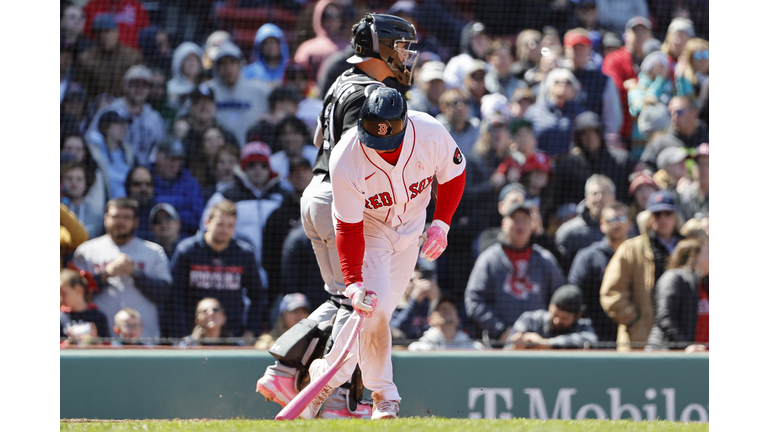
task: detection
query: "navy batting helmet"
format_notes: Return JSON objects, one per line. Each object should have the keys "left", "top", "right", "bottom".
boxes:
{"left": 358, "top": 87, "right": 408, "bottom": 152}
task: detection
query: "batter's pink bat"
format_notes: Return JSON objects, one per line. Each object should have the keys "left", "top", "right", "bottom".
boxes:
{"left": 275, "top": 314, "right": 365, "bottom": 420}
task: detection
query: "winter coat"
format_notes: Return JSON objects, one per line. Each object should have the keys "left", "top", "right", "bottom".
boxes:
{"left": 646, "top": 268, "right": 701, "bottom": 350}
{"left": 572, "top": 66, "right": 623, "bottom": 135}
{"left": 465, "top": 243, "right": 565, "bottom": 340}
{"left": 601, "top": 48, "right": 637, "bottom": 139}
{"left": 506, "top": 309, "right": 598, "bottom": 348}
{"left": 599, "top": 230, "right": 682, "bottom": 350}
{"left": 243, "top": 24, "right": 291, "bottom": 89}
{"left": 76, "top": 44, "right": 142, "bottom": 101}
{"left": 167, "top": 42, "right": 204, "bottom": 108}
{"left": 552, "top": 113, "right": 630, "bottom": 210}
{"left": 84, "top": 131, "right": 135, "bottom": 199}
{"left": 555, "top": 202, "right": 604, "bottom": 275}
{"left": 408, "top": 327, "right": 484, "bottom": 351}
{"left": 151, "top": 166, "right": 205, "bottom": 238}
{"left": 87, "top": 98, "right": 166, "bottom": 167}
{"left": 524, "top": 97, "right": 587, "bottom": 159}
{"left": 293, "top": 0, "right": 348, "bottom": 83}
{"left": 208, "top": 41, "right": 270, "bottom": 146}
{"left": 201, "top": 171, "right": 286, "bottom": 286}
{"left": 568, "top": 237, "right": 619, "bottom": 342}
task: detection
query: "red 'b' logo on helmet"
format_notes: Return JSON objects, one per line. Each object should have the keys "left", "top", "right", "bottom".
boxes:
{"left": 378, "top": 123, "right": 388, "bottom": 135}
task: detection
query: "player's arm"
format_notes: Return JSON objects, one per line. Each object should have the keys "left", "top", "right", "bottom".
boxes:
{"left": 420, "top": 118, "right": 468, "bottom": 261}
{"left": 330, "top": 138, "right": 376, "bottom": 316}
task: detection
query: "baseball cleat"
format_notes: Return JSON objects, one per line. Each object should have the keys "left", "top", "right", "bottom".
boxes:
{"left": 298, "top": 385, "right": 334, "bottom": 419}
{"left": 371, "top": 399, "right": 399, "bottom": 419}
{"left": 321, "top": 403, "right": 373, "bottom": 419}
{"left": 256, "top": 374, "right": 297, "bottom": 408}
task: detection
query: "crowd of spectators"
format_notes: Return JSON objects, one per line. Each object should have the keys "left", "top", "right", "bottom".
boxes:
{"left": 60, "top": 0, "right": 709, "bottom": 352}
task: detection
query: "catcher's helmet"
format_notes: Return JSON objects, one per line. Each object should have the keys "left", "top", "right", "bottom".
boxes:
{"left": 349, "top": 13, "right": 419, "bottom": 86}
{"left": 358, "top": 87, "right": 408, "bottom": 152}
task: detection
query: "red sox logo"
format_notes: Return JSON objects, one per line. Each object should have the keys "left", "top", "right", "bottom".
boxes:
{"left": 503, "top": 260, "right": 539, "bottom": 299}
{"left": 378, "top": 123, "right": 389, "bottom": 136}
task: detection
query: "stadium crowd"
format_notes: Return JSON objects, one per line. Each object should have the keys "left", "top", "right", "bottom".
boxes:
{"left": 60, "top": 0, "right": 709, "bottom": 352}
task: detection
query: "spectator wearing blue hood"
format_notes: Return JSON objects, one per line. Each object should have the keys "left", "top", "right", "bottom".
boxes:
{"left": 243, "top": 24, "right": 291, "bottom": 89}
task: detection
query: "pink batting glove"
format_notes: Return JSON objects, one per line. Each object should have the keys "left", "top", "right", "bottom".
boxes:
{"left": 419, "top": 219, "right": 450, "bottom": 262}
{"left": 344, "top": 282, "right": 378, "bottom": 318}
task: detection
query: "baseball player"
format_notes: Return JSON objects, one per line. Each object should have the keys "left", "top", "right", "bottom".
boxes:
{"left": 256, "top": 13, "right": 421, "bottom": 418}
{"left": 299, "top": 86, "right": 467, "bottom": 419}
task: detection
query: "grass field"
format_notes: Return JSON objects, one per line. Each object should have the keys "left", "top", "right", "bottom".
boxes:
{"left": 60, "top": 418, "right": 709, "bottom": 431}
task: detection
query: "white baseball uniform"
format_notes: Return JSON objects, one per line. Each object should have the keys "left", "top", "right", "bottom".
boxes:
{"left": 318, "top": 110, "right": 466, "bottom": 401}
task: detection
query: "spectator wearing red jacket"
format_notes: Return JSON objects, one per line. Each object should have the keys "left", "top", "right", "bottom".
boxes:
{"left": 601, "top": 16, "right": 652, "bottom": 142}
{"left": 83, "top": 0, "right": 149, "bottom": 49}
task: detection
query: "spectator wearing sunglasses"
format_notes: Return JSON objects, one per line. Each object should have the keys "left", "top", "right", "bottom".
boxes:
{"left": 436, "top": 88, "right": 481, "bottom": 156}
{"left": 180, "top": 298, "right": 242, "bottom": 347}
{"left": 639, "top": 96, "right": 707, "bottom": 171}
{"left": 676, "top": 39, "right": 709, "bottom": 125}
{"left": 568, "top": 202, "right": 631, "bottom": 343}
{"left": 600, "top": 190, "right": 685, "bottom": 350}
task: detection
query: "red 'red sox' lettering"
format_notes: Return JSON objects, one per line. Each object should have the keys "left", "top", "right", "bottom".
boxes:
{"left": 409, "top": 176, "right": 434, "bottom": 198}
{"left": 365, "top": 192, "right": 394, "bottom": 210}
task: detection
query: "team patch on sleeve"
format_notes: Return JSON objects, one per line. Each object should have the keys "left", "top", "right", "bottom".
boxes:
{"left": 453, "top": 147, "right": 464, "bottom": 165}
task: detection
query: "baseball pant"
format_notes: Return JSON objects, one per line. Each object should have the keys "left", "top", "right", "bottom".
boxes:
{"left": 317, "top": 214, "right": 424, "bottom": 402}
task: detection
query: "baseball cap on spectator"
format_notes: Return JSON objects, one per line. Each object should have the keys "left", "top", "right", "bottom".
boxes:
{"left": 481, "top": 93, "right": 511, "bottom": 120}
{"left": 99, "top": 110, "right": 130, "bottom": 129}
{"left": 92, "top": 14, "right": 117, "bottom": 32}
{"left": 498, "top": 182, "right": 527, "bottom": 203}
{"left": 124, "top": 65, "right": 153, "bottom": 83}
{"left": 625, "top": 16, "right": 652, "bottom": 33}
{"left": 240, "top": 141, "right": 272, "bottom": 169}
{"left": 668, "top": 18, "right": 696, "bottom": 38}
{"left": 279, "top": 293, "right": 312, "bottom": 315}
{"left": 550, "top": 285, "right": 584, "bottom": 314}
{"left": 637, "top": 103, "right": 671, "bottom": 136}
{"left": 509, "top": 118, "right": 534, "bottom": 136}
{"left": 511, "top": 88, "right": 535, "bottom": 104}
{"left": 565, "top": 32, "right": 592, "bottom": 48}
{"left": 657, "top": 146, "right": 689, "bottom": 170}
{"left": 522, "top": 152, "right": 551, "bottom": 175}
{"left": 640, "top": 51, "right": 669, "bottom": 76}
{"left": 150, "top": 203, "right": 181, "bottom": 225}
{"left": 467, "top": 22, "right": 487, "bottom": 39}
{"left": 483, "top": 113, "right": 508, "bottom": 131}
{"left": 602, "top": 32, "right": 623, "bottom": 49}
{"left": 157, "top": 137, "right": 186, "bottom": 158}
{"left": 465, "top": 59, "right": 487, "bottom": 78}
{"left": 646, "top": 190, "right": 677, "bottom": 213}
{"left": 419, "top": 61, "right": 445, "bottom": 83}
{"left": 63, "top": 83, "right": 87, "bottom": 102}
{"left": 629, "top": 172, "right": 658, "bottom": 196}
{"left": 215, "top": 40, "right": 243, "bottom": 63}
{"left": 693, "top": 143, "right": 709, "bottom": 160}
{"left": 504, "top": 201, "right": 533, "bottom": 218}
{"left": 190, "top": 84, "right": 215, "bottom": 103}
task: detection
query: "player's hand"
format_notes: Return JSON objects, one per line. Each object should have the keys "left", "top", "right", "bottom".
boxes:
{"left": 419, "top": 220, "right": 450, "bottom": 262}
{"left": 344, "top": 282, "right": 378, "bottom": 318}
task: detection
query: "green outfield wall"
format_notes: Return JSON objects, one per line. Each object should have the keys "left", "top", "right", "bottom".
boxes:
{"left": 60, "top": 350, "right": 708, "bottom": 421}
